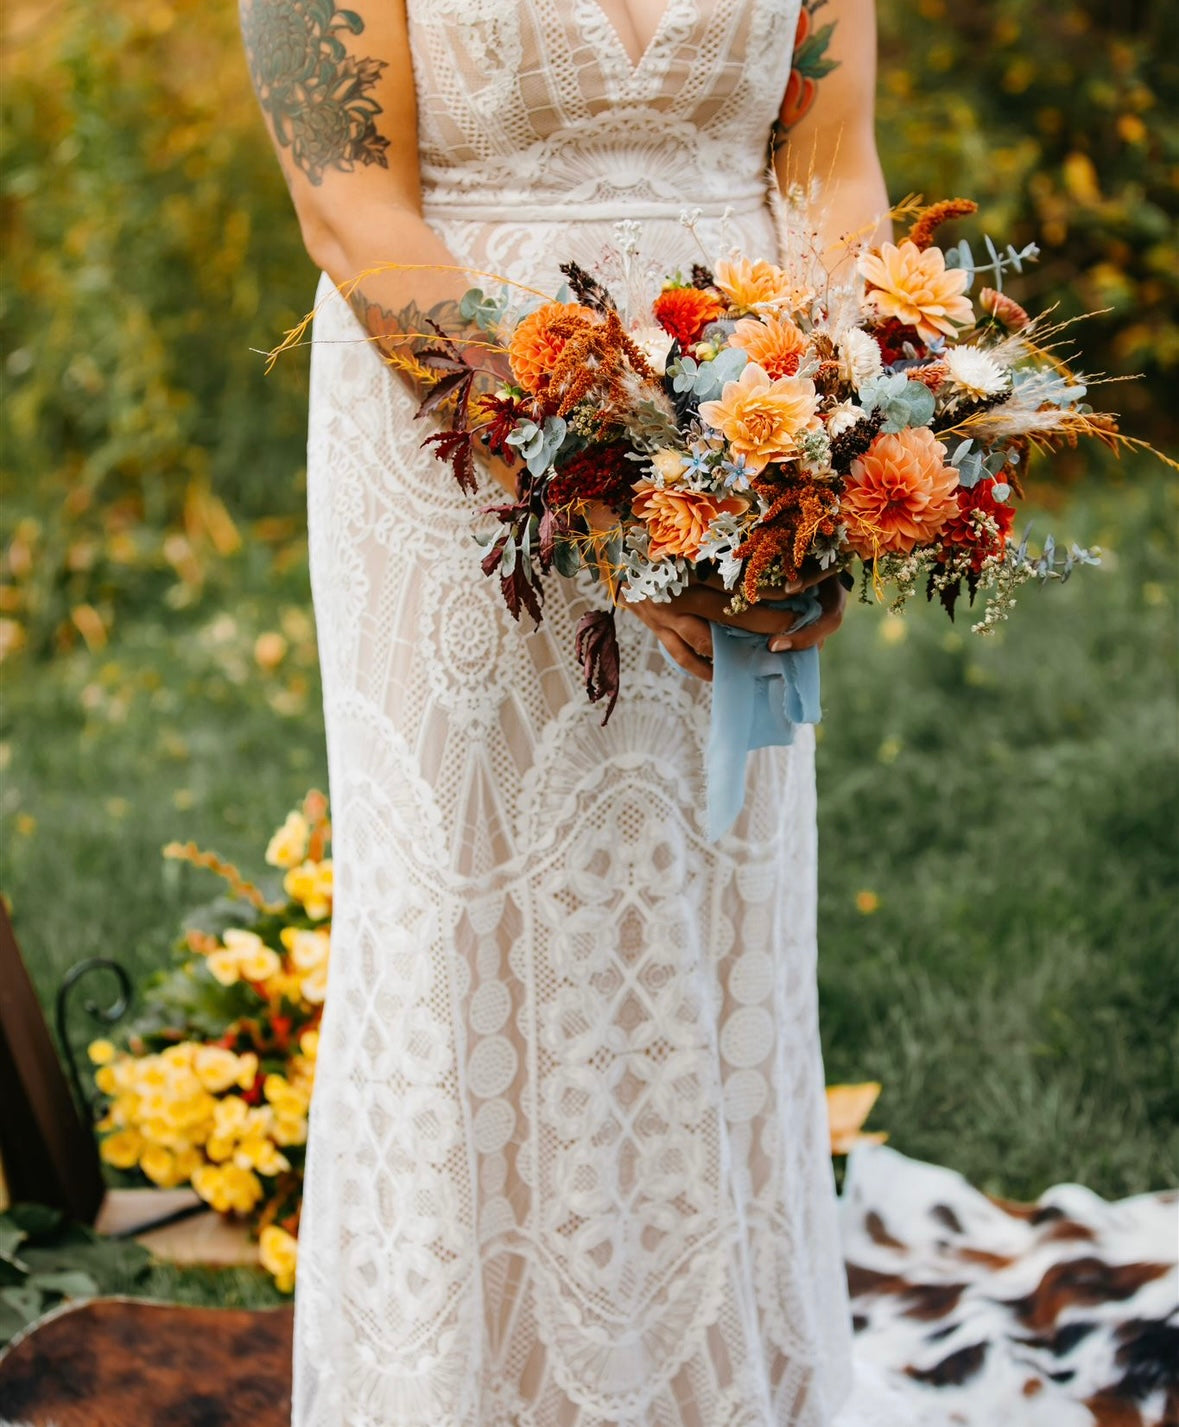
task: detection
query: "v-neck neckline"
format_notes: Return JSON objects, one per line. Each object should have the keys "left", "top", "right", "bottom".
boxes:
{"left": 586, "top": 0, "right": 680, "bottom": 75}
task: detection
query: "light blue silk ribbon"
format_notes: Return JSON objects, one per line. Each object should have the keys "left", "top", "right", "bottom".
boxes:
{"left": 659, "top": 592, "right": 824, "bottom": 842}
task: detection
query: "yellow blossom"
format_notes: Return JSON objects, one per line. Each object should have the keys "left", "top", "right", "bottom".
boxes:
{"left": 192, "top": 1163, "right": 264, "bottom": 1216}
{"left": 272, "top": 1115, "right": 309, "bottom": 1148}
{"left": 206, "top": 1134, "right": 236, "bottom": 1163}
{"left": 213, "top": 1094, "right": 250, "bottom": 1133}
{"left": 298, "top": 1029, "right": 320, "bottom": 1060}
{"left": 262, "top": 970, "right": 307, "bottom": 1004}
{"left": 265, "top": 810, "right": 309, "bottom": 869}
{"left": 99, "top": 1128, "right": 143, "bottom": 1169}
{"left": 234, "top": 1136, "right": 289, "bottom": 1176}
{"left": 140, "top": 1144, "right": 184, "bottom": 1187}
{"left": 207, "top": 928, "right": 282, "bottom": 986}
{"left": 193, "top": 1045, "right": 249, "bottom": 1094}
{"left": 94, "top": 1064, "right": 119, "bottom": 1095}
{"left": 88, "top": 1038, "right": 117, "bottom": 1065}
{"left": 259, "top": 1225, "right": 298, "bottom": 1293}
{"left": 283, "top": 859, "right": 333, "bottom": 920}
{"left": 264, "top": 1074, "right": 310, "bottom": 1116}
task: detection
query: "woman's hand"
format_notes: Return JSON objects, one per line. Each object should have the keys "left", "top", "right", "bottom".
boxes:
{"left": 626, "top": 567, "right": 849, "bottom": 682}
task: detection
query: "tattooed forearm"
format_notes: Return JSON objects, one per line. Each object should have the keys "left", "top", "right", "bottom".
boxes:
{"left": 347, "top": 287, "right": 510, "bottom": 392}
{"left": 239, "top": 0, "right": 389, "bottom": 185}
{"left": 772, "top": 0, "right": 841, "bottom": 147}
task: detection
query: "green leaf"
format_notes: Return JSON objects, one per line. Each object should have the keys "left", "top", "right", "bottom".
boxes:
{"left": 0, "top": 1257, "right": 28, "bottom": 1287}
{"left": 335, "top": 9, "right": 365, "bottom": 33}
{"left": 27, "top": 1269, "right": 99, "bottom": 1299}
{"left": 0, "top": 1285, "right": 45, "bottom": 1321}
{"left": 0, "top": 1218, "right": 28, "bottom": 1262}
{"left": 5, "top": 1203, "right": 63, "bottom": 1238}
{"left": 0, "top": 1300, "right": 28, "bottom": 1344}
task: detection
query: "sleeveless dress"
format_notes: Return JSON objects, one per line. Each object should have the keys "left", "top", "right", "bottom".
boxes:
{"left": 293, "top": 3, "right": 873, "bottom": 1423}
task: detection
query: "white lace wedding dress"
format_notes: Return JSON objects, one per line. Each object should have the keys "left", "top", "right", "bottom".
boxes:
{"left": 293, "top": 2, "right": 900, "bottom": 1423}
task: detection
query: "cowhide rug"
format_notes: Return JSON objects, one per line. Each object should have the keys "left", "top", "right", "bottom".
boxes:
{"left": 0, "top": 1145, "right": 1174, "bottom": 1427}
{"left": 840, "top": 1143, "right": 1179, "bottom": 1426}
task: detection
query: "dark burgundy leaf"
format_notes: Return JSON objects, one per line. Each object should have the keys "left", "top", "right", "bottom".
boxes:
{"left": 422, "top": 428, "right": 477, "bottom": 494}
{"left": 538, "top": 507, "right": 557, "bottom": 571}
{"left": 481, "top": 534, "right": 509, "bottom": 578}
{"left": 415, "top": 369, "right": 474, "bottom": 420}
{"left": 500, "top": 565, "right": 543, "bottom": 626}
{"left": 574, "top": 608, "right": 621, "bottom": 725}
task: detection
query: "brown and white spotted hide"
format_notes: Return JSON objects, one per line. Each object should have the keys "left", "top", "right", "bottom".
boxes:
{"left": 839, "top": 1144, "right": 1179, "bottom": 1427}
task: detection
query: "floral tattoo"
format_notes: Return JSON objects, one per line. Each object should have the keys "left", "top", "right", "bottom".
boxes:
{"left": 771, "top": 0, "right": 841, "bottom": 149}
{"left": 240, "top": 0, "right": 390, "bottom": 185}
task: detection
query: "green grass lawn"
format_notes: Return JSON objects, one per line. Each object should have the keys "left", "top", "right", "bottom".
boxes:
{"left": 1, "top": 460, "right": 1176, "bottom": 1291}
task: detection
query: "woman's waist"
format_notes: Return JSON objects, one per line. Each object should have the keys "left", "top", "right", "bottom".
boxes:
{"left": 417, "top": 135, "right": 775, "bottom": 225}
{"left": 421, "top": 184, "right": 772, "bottom": 225}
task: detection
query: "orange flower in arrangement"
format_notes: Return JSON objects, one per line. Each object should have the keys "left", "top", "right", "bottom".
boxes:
{"left": 631, "top": 482, "right": 749, "bottom": 562}
{"left": 727, "top": 315, "right": 808, "bottom": 380}
{"left": 842, "top": 426, "right": 960, "bottom": 557}
{"left": 713, "top": 257, "right": 808, "bottom": 315}
{"left": 508, "top": 301, "right": 594, "bottom": 395}
{"left": 858, "top": 240, "right": 974, "bottom": 344}
{"left": 978, "top": 286, "right": 1030, "bottom": 332}
{"left": 652, "top": 285, "right": 724, "bottom": 347}
{"left": 698, "top": 362, "right": 819, "bottom": 475}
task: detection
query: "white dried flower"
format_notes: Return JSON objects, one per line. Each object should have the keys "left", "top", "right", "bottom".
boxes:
{"left": 943, "top": 345, "right": 1010, "bottom": 400}
{"left": 630, "top": 323, "right": 675, "bottom": 376}
{"left": 825, "top": 400, "right": 864, "bottom": 438}
{"left": 838, "top": 328, "right": 884, "bottom": 390}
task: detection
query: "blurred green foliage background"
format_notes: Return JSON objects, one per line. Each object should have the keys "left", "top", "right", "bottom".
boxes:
{"left": 0, "top": 0, "right": 1176, "bottom": 1209}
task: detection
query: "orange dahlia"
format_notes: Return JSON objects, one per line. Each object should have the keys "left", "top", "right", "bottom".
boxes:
{"left": 713, "top": 257, "right": 808, "bottom": 315}
{"left": 631, "top": 482, "right": 749, "bottom": 562}
{"left": 508, "top": 301, "right": 594, "bottom": 395}
{"left": 697, "top": 362, "right": 819, "bottom": 475}
{"left": 842, "top": 427, "right": 960, "bottom": 557}
{"left": 728, "top": 315, "right": 808, "bottom": 380}
{"left": 858, "top": 240, "right": 974, "bottom": 344}
{"left": 652, "top": 286, "right": 724, "bottom": 347}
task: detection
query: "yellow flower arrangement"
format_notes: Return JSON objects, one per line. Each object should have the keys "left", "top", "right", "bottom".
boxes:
{"left": 89, "top": 790, "right": 331, "bottom": 1292}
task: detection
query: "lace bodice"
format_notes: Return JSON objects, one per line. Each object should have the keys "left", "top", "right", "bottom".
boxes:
{"left": 408, "top": 0, "right": 801, "bottom": 221}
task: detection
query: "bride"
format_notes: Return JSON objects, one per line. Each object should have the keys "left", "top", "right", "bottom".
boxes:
{"left": 240, "top": 0, "right": 894, "bottom": 1421}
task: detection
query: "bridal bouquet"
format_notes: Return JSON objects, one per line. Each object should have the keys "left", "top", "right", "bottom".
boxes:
{"left": 415, "top": 198, "right": 1132, "bottom": 729}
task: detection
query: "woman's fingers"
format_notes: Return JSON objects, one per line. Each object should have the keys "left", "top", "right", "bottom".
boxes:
{"left": 659, "top": 627, "right": 713, "bottom": 681}
{"left": 669, "top": 612, "right": 713, "bottom": 661}
{"left": 674, "top": 586, "right": 796, "bottom": 635}
{"left": 768, "top": 576, "right": 847, "bottom": 651}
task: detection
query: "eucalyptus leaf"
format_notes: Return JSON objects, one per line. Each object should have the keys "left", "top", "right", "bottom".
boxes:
{"left": 691, "top": 346, "right": 747, "bottom": 403}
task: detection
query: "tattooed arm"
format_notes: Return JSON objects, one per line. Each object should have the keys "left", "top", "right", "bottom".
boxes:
{"left": 771, "top": 0, "right": 891, "bottom": 269}
{"left": 239, "top": 0, "right": 517, "bottom": 493}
